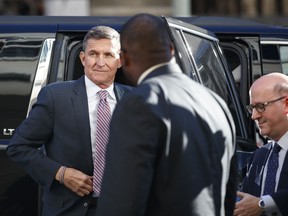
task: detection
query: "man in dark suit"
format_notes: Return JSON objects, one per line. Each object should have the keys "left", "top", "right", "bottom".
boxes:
{"left": 234, "top": 72, "right": 288, "bottom": 216}
{"left": 96, "top": 13, "right": 237, "bottom": 216}
{"left": 6, "top": 26, "right": 132, "bottom": 216}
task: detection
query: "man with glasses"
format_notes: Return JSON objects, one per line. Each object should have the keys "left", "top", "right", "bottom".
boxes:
{"left": 96, "top": 13, "right": 237, "bottom": 216}
{"left": 234, "top": 72, "right": 288, "bottom": 216}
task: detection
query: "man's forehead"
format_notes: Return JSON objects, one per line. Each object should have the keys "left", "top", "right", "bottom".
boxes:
{"left": 86, "top": 39, "right": 117, "bottom": 49}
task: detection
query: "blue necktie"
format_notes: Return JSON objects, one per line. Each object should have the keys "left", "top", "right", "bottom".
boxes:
{"left": 263, "top": 143, "right": 281, "bottom": 195}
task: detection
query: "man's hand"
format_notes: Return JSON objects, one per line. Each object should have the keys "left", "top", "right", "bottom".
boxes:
{"left": 234, "top": 191, "right": 263, "bottom": 216}
{"left": 56, "top": 167, "right": 93, "bottom": 197}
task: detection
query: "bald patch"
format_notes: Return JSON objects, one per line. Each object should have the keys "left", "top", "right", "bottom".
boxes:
{"left": 251, "top": 72, "right": 288, "bottom": 96}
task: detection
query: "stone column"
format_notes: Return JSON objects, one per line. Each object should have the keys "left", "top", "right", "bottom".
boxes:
{"left": 262, "top": 0, "right": 275, "bottom": 16}
{"left": 241, "top": 0, "right": 257, "bottom": 17}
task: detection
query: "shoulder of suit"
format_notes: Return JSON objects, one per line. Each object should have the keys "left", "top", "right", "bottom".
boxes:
{"left": 40, "top": 80, "right": 79, "bottom": 96}
{"left": 254, "top": 142, "right": 272, "bottom": 154}
{"left": 262, "top": 142, "right": 272, "bottom": 149}
{"left": 114, "top": 82, "right": 134, "bottom": 91}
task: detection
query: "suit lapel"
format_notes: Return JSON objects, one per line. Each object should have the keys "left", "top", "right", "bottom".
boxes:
{"left": 249, "top": 145, "right": 271, "bottom": 196}
{"left": 114, "top": 83, "right": 126, "bottom": 101}
{"left": 71, "top": 77, "right": 93, "bottom": 172}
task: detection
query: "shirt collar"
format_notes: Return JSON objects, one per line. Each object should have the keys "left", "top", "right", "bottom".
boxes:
{"left": 275, "top": 131, "right": 288, "bottom": 151}
{"left": 84, "top": 75, "right": 115, "bottom": 100}
{"left": 137, "top": 57, "right": 176, "bottom": 85}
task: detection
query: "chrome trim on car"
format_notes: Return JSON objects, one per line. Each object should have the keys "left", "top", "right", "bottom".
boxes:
{"left": 27, "top": 38, "right": 55, "bottom": 116}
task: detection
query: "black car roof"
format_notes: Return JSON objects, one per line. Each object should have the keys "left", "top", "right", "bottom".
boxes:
{"left": 0, "top": 15, "right": 287, "bottom": 35}
{"left": 0, "top": 16, "right": 131, "bottom": 24}
{"left": 178, "top": 16, "right": 288, "bottom": 35}
{"left": 0, "top": 16, "right": 131, "bottom": 33}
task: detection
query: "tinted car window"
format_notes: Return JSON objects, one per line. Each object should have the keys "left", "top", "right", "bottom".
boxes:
{"left": 169, "top": 26, "right": 244, "bottom": 139}
{"left": 182, "top": 32, "right": 227, "bottom": 101}
{"left": 261, "top": 44, "right": 282, "bottom": 74}
{"left": 222, "top": 49, "right": 241, "bottom": 90}
{"left": 0, "top": 37, "right": 43, "bottom": 141}
{"left": 279, "top": 45, "right": 288, "bottom": 74}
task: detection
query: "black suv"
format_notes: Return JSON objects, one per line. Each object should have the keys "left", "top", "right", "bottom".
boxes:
{"left": 1, "top": 15, "right": 282, "bottom": 215}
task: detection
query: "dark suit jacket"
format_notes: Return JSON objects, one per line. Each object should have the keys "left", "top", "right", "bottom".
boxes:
{"left": 241, "top": 142, "right": 288, "bottom": 215}
{"left": 6, "top": 76, "right": 132, "bottom": 216}
{"left": 96, "top": 63, "right": 237, "bottom": 216}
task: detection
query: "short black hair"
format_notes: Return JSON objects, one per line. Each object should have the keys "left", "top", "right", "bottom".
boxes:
{"left": 120, "top": 13, "right": 171, "bottom": 54}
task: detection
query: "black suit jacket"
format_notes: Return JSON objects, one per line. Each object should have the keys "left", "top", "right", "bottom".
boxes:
{"left": 241, "top": 142, "right": 288, "bottom": 215}
{"left": 96, "top": 63, "right": 237, "bottom": 216}
{"left": 6, "top": 76, "right": 132, "bottom": 216}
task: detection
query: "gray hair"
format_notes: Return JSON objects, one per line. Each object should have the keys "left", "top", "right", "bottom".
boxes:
{"left": 82, "top": 26, "right": 120, "bottom": 51}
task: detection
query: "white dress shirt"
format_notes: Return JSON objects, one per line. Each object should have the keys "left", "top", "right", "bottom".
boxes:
{"left": 84, "top": 75, "right": 116, "bottom": 157}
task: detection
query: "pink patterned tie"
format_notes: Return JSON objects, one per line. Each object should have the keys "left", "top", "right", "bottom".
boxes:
{"left": 93, "top": 90, "right": 111, "bottom": 196}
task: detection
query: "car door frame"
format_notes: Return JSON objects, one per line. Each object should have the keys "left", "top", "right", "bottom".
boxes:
{"left": 163, "top": 16, "right": 256, "bottom": 183}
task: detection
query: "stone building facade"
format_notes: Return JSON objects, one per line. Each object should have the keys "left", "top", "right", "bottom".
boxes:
{"left": 0, "top": 0, "right": 287, "bottom": 25}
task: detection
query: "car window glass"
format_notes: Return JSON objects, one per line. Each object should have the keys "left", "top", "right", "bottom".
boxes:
{"left": 177, "top": 30, "right": 245, "bottom": 138}
{"left": 279, "top": 45, "right": 288, "bottom": 75}
{"left": 261, "top": 44, "right": 282, "bottom": 74}
{"left": 223, "top": 49, "right": 242, "bottom": 92}
{"left": 172, "top": 29, "right": 198, "bottom": 81}
{"left": 0, "top": 41, "right": 4, "bottom": 52}
{"left": 0, "top": 37, "right": 43, "bottom": 141}
{"left": 182, "top": 32, "right": 227, "bottom": 102}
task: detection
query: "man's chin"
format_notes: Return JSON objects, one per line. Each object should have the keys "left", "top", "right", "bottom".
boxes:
{"left": 258, "top": 127, "right": 269, "bottom": 138}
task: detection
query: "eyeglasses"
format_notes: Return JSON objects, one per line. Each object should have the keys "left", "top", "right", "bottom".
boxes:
{"left": 246, "top": 96, "right": 286, "bottom": 114}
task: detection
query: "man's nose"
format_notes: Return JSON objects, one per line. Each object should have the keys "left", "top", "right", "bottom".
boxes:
{"left": 96, "top": 55, "right": 105, "bottom": 66}
{"left": 251, "top": 108, "right": 261, "bottom": 120}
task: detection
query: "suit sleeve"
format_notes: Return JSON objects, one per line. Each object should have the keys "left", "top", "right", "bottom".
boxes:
{"left": 6, "top": 86, "right": 61, "bottom": 191}
{"left": 97, "top": 94, "right": 161, "bottom": 216}
{"left": 210, "top": 90, "right": 237, "bottom": 215}
{"left": 225, "top": 151, "right": 238, "bottom": 215}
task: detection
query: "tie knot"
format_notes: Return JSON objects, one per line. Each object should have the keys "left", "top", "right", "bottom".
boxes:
{"left": 98, "top": 90, "right": 108, "bottom": 100}
{"left": 273, "top": 143, "right": 281, "bottom": 154}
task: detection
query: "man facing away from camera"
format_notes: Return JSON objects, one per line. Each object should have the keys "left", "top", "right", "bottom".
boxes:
{"left": 96, "top": 13, "right": 237, "bottom": 216}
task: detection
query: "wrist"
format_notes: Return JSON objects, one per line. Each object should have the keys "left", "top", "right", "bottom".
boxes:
{"left": 56, "top": 166, "right": 67, "bottom": 184}
{"left": 55, "top": 167, "right": 62, "bottom": 181}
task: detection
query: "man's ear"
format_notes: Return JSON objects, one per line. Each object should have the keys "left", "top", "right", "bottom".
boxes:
{"left": 117, "top": 58, "right": 122, "bottom": 68}
{"left": 169, "top": 42, "right": 175, "bottom": 56}
{"left": 120, "top": 51, "right": 129, "bottom": 67}
{"left": 282, "top": 96, "right": 288, "bottom": 115}
{"left": 79, "top": 51, "right": 85, "bottom": 67}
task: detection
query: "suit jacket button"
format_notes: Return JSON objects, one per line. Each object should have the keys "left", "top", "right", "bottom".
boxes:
{"left": 84, "top": 202, "right": 88, "bottom": 207}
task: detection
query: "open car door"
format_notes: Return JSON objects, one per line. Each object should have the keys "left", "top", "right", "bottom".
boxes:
{"left": 163, "top": 16, "right": 257, "bottom": 186}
